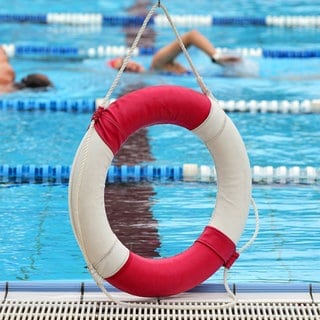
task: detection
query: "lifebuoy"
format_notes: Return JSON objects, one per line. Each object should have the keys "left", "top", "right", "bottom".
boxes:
{"left": 69, "top": 85, "right": 251, "bottom": 297}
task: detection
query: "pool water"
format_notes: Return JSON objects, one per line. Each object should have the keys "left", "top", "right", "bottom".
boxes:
{"left": 0, "top": 0, "right": 319, "bottom": 285}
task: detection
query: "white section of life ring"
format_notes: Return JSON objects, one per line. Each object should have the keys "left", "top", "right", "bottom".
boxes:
{"left": 193, "top": 104, "right": 251, "bottom": 241}
{"left": 69, "top": 127, "right": 130, "bottom": 277}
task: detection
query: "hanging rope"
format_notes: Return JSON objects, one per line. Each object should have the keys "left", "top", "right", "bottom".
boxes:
{"left": 84, "top": 0, "right": 260, "bottom": 310}
{"left": 157, "top": 3, "right": 212, "bottom": 97}
{"left": 223, "top": 198, "right": 260, "bottom": 302}
{"left": 101, "top": 1, "right": 212, "bottom": 107}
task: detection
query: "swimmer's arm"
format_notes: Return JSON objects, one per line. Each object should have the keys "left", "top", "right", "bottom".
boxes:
{"left": 151, "top": 36, "right": 185, "bottom": 70}
{"left": 151, "top": 30, "right": 215, "bottom": 70}
{"left": 151, "top": 30, "right": 241, "bottom": 70}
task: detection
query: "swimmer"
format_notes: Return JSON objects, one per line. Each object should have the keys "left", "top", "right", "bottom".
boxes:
{"left": 0, "top": 47, "right": 53, "bottom": 94}
{"left": 108, "top": 30, "right": 242, "bottom": 75}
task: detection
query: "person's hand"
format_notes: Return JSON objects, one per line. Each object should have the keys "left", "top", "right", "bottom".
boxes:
{"left": 212, "top": 53, "right": 242, "bottom": 66}
{"left": 217, "top": 55, "right": 242, "bottom": 65}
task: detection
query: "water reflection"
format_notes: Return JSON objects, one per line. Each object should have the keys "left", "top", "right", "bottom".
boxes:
{"left": 105, "top": 183, "right": 160, "bottom": 257}
{"left": 104, "top": 6, "right": 162, "bottom": 259}
{"left": 105, "top": 127, "right": 160, "bottom": 257}
{"left": 111, "top": 128, "right": 154, "bottom": 165}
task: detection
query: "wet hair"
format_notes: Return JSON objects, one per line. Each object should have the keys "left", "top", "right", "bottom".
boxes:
{"left": 15, "top": 73, "right": 53, "bottom": 90}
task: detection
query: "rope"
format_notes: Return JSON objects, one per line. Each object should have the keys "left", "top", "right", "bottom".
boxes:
{"left": 84, "top": 1, "right": 259, "bottom": 309}
{"left": 102, "top": 4, "right": 158, "bottom": 107}
{"left": 1, "top": 13, "right": 320, "bottom": 27}
{"left": 157, "top": 4, "right": 212, "bottom": 97}
{"left": 102, "top": 2, "right": 212, "bottom": 106}
{"left": 1, "top": 98, "right": 319, "bottom": 113}
{"left": 70, "top": 122, "right": 96, "bottom": 267}
{"left": 2, "top": 164, "right": 319, "bottom": 185}
{"left": 222, "top": 198, "right": 259, "bottom": 303}
{"left": 2, "top": 43, "right": 320, "bottom": 59}
{"left": 238, "top": 198, "right": 260, "bottom": 255}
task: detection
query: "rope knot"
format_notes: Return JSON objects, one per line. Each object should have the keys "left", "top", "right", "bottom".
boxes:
{"left": 224, "top": 251, "right": 239, "bottom": 269}
{"left": 92, "top": 106, "right": 104, "bottom": 122}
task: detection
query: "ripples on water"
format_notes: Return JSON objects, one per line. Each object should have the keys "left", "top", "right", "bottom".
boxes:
{"left": 1, "top": 183, "right": 318, "bottom": 282}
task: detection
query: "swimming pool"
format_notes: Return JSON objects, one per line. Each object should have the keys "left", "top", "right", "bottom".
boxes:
{"left": 0, "top": 0, "right": 319, "bottom": 287}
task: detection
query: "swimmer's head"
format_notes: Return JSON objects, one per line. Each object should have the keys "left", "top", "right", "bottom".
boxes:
{"left": 108, "top": 57, "right": 145, "bottom": 73}
{"left": 15, "top": 73, "right": 53, "bottom": 90}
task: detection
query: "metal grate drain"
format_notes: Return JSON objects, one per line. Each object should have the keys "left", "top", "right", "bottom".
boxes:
{"left": 1, "top": 300, "right": 320, "bottom": 320}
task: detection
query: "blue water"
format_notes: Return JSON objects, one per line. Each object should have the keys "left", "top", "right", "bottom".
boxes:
{"left": 0, "top": 0, "right": 320, "bottom": 284}
{"left": 1, "top": 112, "right": 319, "bottom": 167}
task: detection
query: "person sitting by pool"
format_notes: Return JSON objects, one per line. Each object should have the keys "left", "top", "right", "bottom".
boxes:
{"left": 0, "top": 47, "right": 53, "bottom": 93}
{"left": 108, "top": 29, "right": 241, "bottom": 74}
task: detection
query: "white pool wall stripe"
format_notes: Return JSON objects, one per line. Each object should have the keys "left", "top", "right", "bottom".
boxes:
{"left": 1, "top": 280, "right": 318, "bottom": 301}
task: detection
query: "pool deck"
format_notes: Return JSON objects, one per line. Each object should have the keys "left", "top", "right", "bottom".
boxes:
{"left": 0, "top": 280, "right": 319, "bottom": 302}
{"left": 1, "top": 281, "right": 319, "bottom": 319}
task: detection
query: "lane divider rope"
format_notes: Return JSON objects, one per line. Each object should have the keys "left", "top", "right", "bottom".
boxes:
{"left": 1, "top": 98, "right": 319, "bottom": 113}
{"left": 0, "top": 13, "right": 319, "bottom": 27}
{"left": 2, "top": 43, "right": 320, "bottom": 59}
{"left": 0, "top": 164, "right": 319, "bottom": 185}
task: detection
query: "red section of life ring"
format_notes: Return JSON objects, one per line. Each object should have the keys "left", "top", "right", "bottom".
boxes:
{"left": 94, "top": 85, "right": 211, "bottom": 154}
{"left": 107, "top": 226, "right": 238, "bottom": 297}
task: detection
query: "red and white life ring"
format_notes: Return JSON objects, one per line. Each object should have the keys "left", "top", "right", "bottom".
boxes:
{"left": 69, "top": 85, "right": 251, "bottom": 297}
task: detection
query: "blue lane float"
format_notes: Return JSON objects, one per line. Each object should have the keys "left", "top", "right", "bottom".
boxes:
{"left": 0, "top": 164, "right": 319, "bottom": 185}
{"left": 14, "top": 45, "right": 79, "bottom": 57}
{"left": 0, "top": 99, "right": 96, "bottom": 113}
{"left": 262, "top": 49, "right": 320, "bottom": 58}
{"left": 0, "top": 14, "right": 47, "bottom": 24}
{"left": 0, "top": 165, "right": 71, "bottom": 184}
{"left": 1, "top": 98, "right": 319, "bottom": 114}
{"left": 0, "top": 164, "right": 182, "bottom": 184}
{"left": 0, "top": 13, "right": 319, "bottom": 27}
